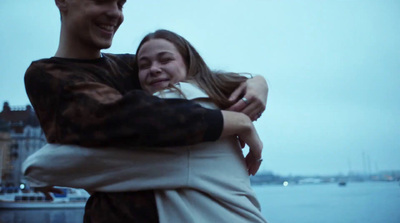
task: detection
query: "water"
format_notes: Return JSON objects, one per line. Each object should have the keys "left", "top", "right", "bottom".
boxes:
{"left": 255, "top": 181, "right": 400, "bottom": 223}
{"left": 1, "top": 182, "right": 399, "bottom": 223}
{"left": 0, "top": 209, "right": 84, "bottom": 223}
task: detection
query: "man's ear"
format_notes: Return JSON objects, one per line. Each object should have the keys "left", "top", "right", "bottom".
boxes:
{"left": 55, "top": 0, "right": 68, "bottom": 12}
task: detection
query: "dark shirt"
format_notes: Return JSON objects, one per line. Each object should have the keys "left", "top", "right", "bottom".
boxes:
{"left": 24, "top": 53, "right": 222, "bottom": 147}
{"left": 24, "top": 53, "right": 223, "bottom": 222}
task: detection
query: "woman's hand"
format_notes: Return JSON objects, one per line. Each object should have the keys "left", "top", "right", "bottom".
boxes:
{"left": 33, "top": 186, "right": 64, "bottom": 201}
{"left": 221, "top": 111, "right": 263, "bottom": 175}
{"left": 228, "top": 75, "right": 268, "bottom": 121}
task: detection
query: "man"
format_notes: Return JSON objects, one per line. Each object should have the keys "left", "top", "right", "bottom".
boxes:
{"left": 24, "top": 0, "right": 268, "bottom": 222}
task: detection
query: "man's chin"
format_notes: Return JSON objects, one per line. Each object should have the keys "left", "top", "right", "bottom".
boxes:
{"left": 95, "top": 39, "right": 113, "bottom": 50}
{"left": 99, "top": 43, "right": 112, "bottom": 49}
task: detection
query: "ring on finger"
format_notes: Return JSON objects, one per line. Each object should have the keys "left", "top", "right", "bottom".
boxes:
{"left": 241, "top": 97, "right": 249, "bottom": 105}
{"left": 257, "top": 158, "right": 263, "bottom": 163}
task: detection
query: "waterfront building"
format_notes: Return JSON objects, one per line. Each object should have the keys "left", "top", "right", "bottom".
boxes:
{"left": 0, "top": 102, "right": 46, "bottom": 188}
{"left": 0, "top": 120, "right": 12, "bottom": 187}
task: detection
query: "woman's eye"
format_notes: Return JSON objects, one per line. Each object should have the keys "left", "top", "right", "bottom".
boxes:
{"left": 160, "top": 58, "right": 173, "bottom": 64}
{"left": 139, "top": 63, "right": 150, "bottom": 69}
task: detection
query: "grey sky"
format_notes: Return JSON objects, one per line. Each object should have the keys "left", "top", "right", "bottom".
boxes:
{"left": 1, "top": 0, "right": 399, "bottom": 176}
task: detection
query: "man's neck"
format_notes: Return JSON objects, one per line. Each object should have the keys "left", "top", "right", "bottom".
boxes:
{"left": 55, "top": 31, "right": 103, "bottom": 59}
{"left": 55, "top": 46, "right": 102, "bottom": 59}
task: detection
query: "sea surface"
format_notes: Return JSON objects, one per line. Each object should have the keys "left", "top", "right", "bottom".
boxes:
{"left": 256, "top": 181, "right": 400, "bottom": 223}
{"left": 0, "top": 182, "right": 399, "bottom": 223}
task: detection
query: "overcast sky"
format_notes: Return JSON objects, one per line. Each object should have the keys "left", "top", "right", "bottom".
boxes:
{"left": 1, "top": 0, "right": 399, "bottom": 176}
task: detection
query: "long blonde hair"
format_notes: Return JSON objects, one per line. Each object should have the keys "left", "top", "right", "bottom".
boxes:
{"left": 134, "top": 29, "right": 249, "bottom": 109}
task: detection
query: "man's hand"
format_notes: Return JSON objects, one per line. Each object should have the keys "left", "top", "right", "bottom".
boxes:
{"left": 245, "top": 152, "right": 263, "bottom": 176}
{"left": 228, "top": 75, "right": 268, "bottom": 121}
{"left": 33, "top": 186, "right": 64, "bottom": 201}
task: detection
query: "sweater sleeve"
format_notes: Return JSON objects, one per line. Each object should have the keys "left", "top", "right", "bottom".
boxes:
{"left": 24, "top": 62, "right": 223, "bottom": 148}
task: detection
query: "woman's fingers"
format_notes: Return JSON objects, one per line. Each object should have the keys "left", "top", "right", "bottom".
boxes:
{"left": 228, "top": 82, "right": 247, "bottom": 103}
{"left": 245, "top": 152, "right": 262, "bottom": 176}
{"left": 34, "top": 186, "right": 64, "bottom": 201}
{"left": 229, "top": 95, "right": 265, "bottom": 121}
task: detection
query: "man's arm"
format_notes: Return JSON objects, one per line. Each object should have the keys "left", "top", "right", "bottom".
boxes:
{"left": 24, "top": 63, "right": 222, "bottom": 148}
{"left": 220, "top": 111, "right": 263, "bottom": 175}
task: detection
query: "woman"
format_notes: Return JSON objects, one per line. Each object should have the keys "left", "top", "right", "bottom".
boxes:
{"left": 24, "top": 29, "right": 267, "bottom": 223}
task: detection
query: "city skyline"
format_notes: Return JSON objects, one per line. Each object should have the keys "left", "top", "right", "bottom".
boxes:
{"left": 1, "top": 0, "right": 399, "bottom": 176}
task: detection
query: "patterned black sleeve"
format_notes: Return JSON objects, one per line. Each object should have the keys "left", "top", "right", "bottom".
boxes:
{"left": 24, "top": 58, "right": 223, "bottom": 148}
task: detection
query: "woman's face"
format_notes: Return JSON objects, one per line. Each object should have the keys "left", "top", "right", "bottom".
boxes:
{"left": 137, "top": 39, "right": 187, "bottom": 93}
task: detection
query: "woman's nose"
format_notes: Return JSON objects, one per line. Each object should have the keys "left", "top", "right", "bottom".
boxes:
{"left": 150, "top": 64, "right": 162, "bottom": 75}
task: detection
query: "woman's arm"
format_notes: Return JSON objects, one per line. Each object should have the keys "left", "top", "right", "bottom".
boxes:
{"left": 228, "top": 75, "right": 268, "bottom": 121}
{"left": 23, "top": 144, "right": 190, "bottom": 191}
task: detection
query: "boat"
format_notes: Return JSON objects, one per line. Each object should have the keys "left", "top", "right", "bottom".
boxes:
{"left": 338, "top": 181, "right": 347, "bottom": 186}
{"left": 0, "top": 187, "right": 90, "bottom": 209}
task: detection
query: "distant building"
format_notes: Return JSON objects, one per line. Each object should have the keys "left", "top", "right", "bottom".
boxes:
{"left": 0, "top": 120, "right": 12, "bottom": 187}
{"left": 0, "top": 102, "right": 46, "bottom": 187}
